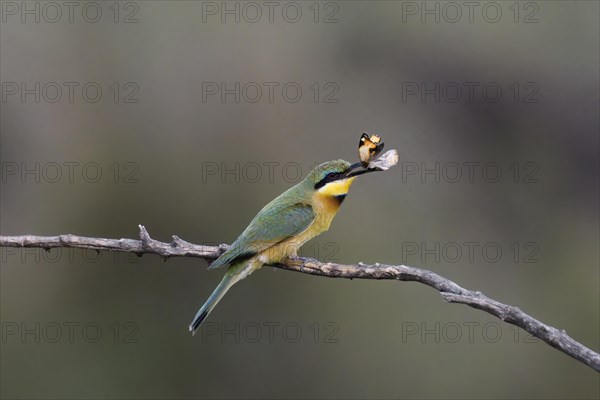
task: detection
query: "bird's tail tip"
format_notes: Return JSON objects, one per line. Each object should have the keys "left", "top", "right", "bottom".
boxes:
{"left": 188, "top": 267, "right": 242, "bottom": 336}
{"left": 188, "top": 309, "right": 209, "bottom": 336}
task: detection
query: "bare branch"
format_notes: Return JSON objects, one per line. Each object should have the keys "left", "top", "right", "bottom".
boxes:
{"left": 1, "top": 225, "right": 598, "bottom": 372}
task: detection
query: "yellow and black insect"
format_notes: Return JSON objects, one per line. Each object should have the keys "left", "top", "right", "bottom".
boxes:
{"left": 358, "top": 133, "right": 385, "bottom": 167}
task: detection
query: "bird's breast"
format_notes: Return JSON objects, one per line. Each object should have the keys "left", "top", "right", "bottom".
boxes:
{"left": 309, "top": 189, "right": 349, "bottom": 234}
{"left": 258, "top": 192, "right": 345, "bottom": 264}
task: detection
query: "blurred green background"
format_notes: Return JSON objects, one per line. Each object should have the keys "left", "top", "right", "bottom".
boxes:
{"left": 1, "top": 1, "right": 598, "bottom": 398}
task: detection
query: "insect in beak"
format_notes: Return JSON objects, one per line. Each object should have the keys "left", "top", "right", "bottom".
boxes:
{"left": 347, "top": 132, "right": 399, "bottom": 178}
{"left": 358, "top": 133, "right": 385, "bottom": 167}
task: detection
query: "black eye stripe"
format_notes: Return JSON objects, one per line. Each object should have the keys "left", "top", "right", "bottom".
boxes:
{"left": 314, "top": 172, "right": 344, "bottom": 189}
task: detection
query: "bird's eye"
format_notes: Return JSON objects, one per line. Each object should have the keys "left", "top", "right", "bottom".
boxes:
{"left": 326, "top": 172, "right": 337, "bottom": 179}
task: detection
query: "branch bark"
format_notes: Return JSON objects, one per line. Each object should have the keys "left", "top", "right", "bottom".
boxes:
{"left": 1, "top": 225, "right": 598, "bottom": 372}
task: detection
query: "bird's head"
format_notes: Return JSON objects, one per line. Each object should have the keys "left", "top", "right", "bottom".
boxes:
{"left": 306, "top": 159, "right": 378, "bottom": 201}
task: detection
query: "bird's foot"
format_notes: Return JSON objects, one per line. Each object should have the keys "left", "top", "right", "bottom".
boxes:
{"left": 283, "top": 254, "right": 304, "bottom": 271}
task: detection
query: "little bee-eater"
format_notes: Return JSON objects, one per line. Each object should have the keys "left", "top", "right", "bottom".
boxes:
{"left": 189, "top": 159, "right": 379, "bottom": 335}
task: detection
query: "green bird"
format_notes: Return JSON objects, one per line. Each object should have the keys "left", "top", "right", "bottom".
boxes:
{"left": 189, "top": 159, "right": 379, "bottom": 335}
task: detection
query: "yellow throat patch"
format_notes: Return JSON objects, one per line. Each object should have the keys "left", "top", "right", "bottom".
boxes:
{"left": 317, "top": 177, "right": 355, "bottom": 197}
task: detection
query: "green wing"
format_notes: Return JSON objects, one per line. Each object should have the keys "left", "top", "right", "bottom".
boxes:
{"left": 208, "top": 202, "right": 315, "bottom": 269}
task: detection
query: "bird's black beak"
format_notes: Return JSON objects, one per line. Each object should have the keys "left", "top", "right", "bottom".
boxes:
{"left": 346, "top": 162, "right": 380, "bottom": 178}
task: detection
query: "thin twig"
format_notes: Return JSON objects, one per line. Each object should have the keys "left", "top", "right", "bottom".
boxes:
{"left": 1, "top": 225, "right": 598, "bottom": 372}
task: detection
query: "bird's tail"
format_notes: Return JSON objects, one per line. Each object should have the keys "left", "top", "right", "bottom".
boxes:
{"left": 188, "top": 262, "right": 246, "bottom": 336}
